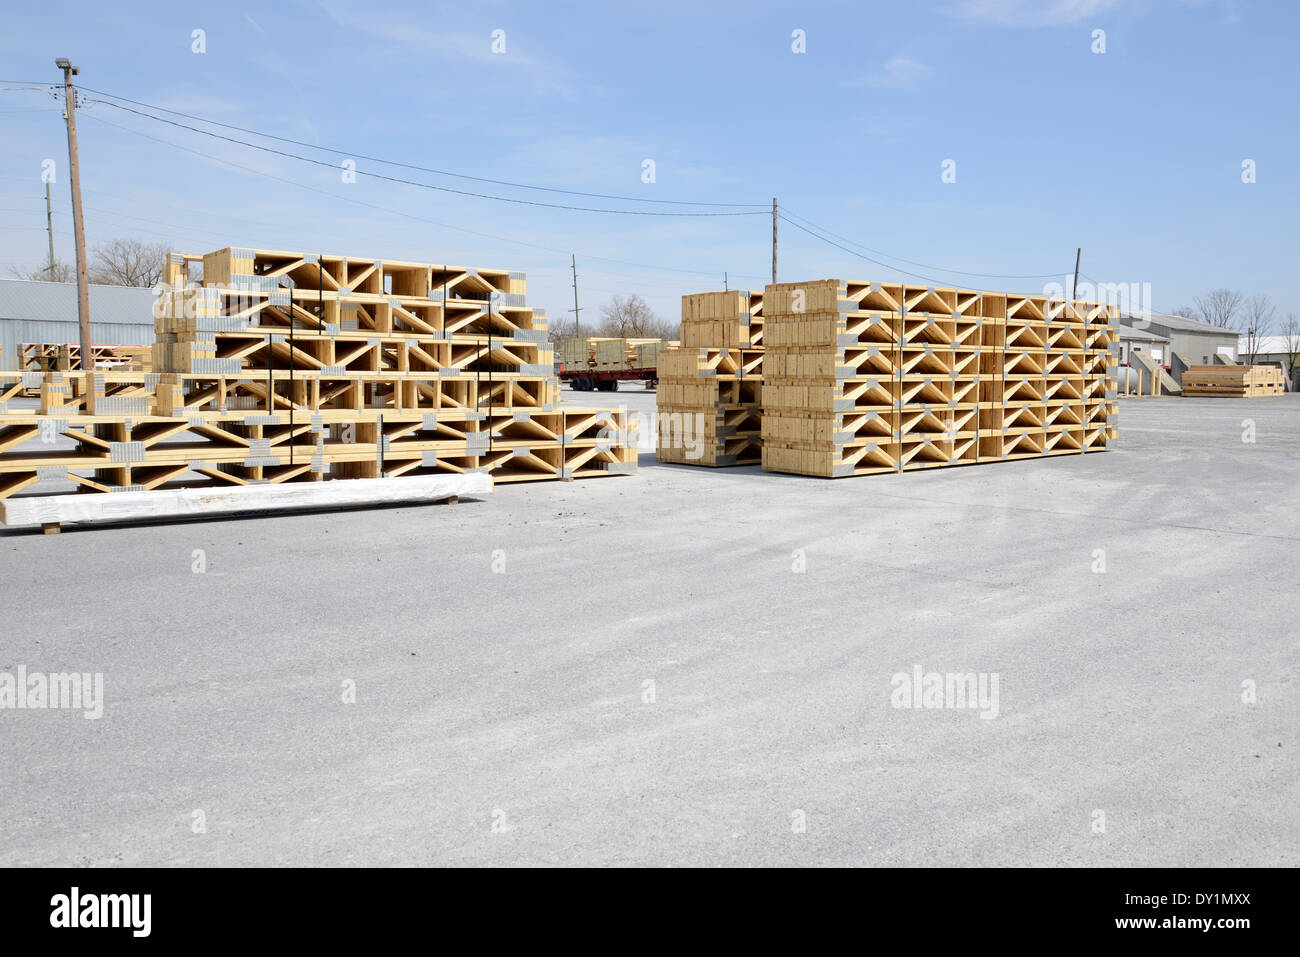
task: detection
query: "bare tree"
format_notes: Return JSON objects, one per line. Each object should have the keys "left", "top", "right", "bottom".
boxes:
{"left": 1240, "top": 293, "right": 1275, "bottom": 364}
{"left": 9, "top": 259, "right": 75, "bottom": 282}
{"left": 596, "top": 293, "right": 678, "bottom": 339}
{"left": 89, "top": 238, "right": 170, "bottom": 287}
{"left": 1279, "top": 313, "right": 1300, "bottom": 390}
{"left": 1193, "top": 288, "right": 1244, "bottom": 329}
{"left": 1169, "top": 304, "right": 1197, "bottom": 319}
{"left": 546, "top": 313, "right": 576, "bottom": 347}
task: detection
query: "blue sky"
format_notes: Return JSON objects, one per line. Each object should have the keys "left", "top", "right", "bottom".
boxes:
{"left": 1, "top": 0, "right": 1294, "bottom": 326}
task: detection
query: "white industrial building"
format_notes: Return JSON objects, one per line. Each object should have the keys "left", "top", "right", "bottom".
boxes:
{"left": 0, "top": 278, "right": 156, "bottom": 381}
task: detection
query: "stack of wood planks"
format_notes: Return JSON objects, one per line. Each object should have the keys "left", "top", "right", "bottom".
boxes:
{"left": 0, "top": 247, "right": 637, "bottom": 509}
{"left": 680, "top": 289, "right": 764, "bottom": 348}
{"left": 558, "top": 337, "right": 593, "bottom": 371}
{"left": 559, "top": 337, "right": 674, "bottom": 372}
{"left": 760, "top": 279, "right": 1117, "bottom": 477}
{"left": 1180, "top": 364, "right": 1284, "bottom": 397}
{"left": 656, "top": 290, "right": 764, "bottom": 466}
{"left": 629, "top": 339, "right": 674, "bottom": 371}
{"left": 593, "top": 337, "right": 658, "bottom": 371}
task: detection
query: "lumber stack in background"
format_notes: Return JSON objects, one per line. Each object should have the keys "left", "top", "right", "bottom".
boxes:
{"left": 1180, "top": 364, "right": 1284, "bottom": 397}
{"left": 558, "top": 337, "right": 592, "bottom": 371}
{"left": 18, "top": 343, "right": 152, "bottom": 396}
{"left": 559, "top": 337, "right": 674, "bottom": 373}
{"left": 760, "top": 279, "right": 1117, "bottom": 478}
{"left": 21, "top": 343, "right": 152, "bottom": 374}
{"left": 656, "top": 290, "right": 764, "bottom": 467}
{"left": 630, "top": 339, "right": 674, "bottom": 370}
{"left": 589, "top": 337, "right": 671, "bottom": 371}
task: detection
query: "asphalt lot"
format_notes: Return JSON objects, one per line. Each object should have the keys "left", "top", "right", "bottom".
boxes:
{"left": 1, "top": 387, "right": 1296, "bottom": 866}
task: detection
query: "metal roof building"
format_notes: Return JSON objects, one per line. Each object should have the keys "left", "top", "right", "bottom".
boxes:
{"left": 1115, "top": 310, "right": 1240, "bottom": 366}
{"left": 1113, "top": 324, "right": 1171, "bottom": 365}
{"left": 0, "top": 278, "right": 156, "bottom": 377}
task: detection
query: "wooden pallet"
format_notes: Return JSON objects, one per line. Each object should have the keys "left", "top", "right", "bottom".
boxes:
{"left": 1180, "top": 364, "right": 1284, "bottom": 397}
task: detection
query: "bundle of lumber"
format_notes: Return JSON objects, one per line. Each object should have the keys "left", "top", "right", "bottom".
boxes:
{"left": 593, "top": 337, "right": 659, "bottom": 371}
{"left": 760, "top": 279, "right": 1117, "bottom": 478}
{"left": 656, "top": 290, "right": 765, "bottom": 467}
{"left": 655, "top": 347, "right": 762, "bottom": 466}
{"left": 680, "top": 289, "right": 763, "bottom": 348}
{"left": 1180, "top": 365, "right": 1283, "bottom": 397}
{"left": 559, "top": 336, "right": 674, "bottom": 373}
{"left": 0, "top": 246, "right": 638, "bottom": 512}
{"left": 629, "top": 339, "right": 674, "bottom": 370}
{"left": 558, "top": 338, "right": 593, "bottom": 371}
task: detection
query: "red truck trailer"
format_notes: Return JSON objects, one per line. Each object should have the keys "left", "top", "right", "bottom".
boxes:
{"left": 557, "top": 365, "right": 656, "bottom": 391}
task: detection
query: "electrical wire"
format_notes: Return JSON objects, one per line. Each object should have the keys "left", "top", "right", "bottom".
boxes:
{"left": 76, "top": 85, "right": 767, "bottom": 209}
{"left": 780, "top": 206, "right": 1066, "bottom": 281}
{"left": 82, "top": 96, "right": 765, "bottom": 217}
{"left": 777, "top": 214, "right": 956, "bottom": 285}
{"left": 77, "top": 112, "right": 760, "bottom": 282}
{"left": 18, "top": 83, "right": 1075, "bottom": 292}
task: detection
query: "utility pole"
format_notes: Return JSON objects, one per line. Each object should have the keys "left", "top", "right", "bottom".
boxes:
{"left": 569, "top": 253, "right": 582, "bottom": 338}
{"left": 44, "top": 182, "right": 56, "bottom": 279}
{"left": 771, "top": 197, "right": 778, "bottom": 285}
{"left": 724, "top": 271, "right": 728, "bottom": 291}
{"left": 56, "top": 58, "right": 91, "bottom": 366}
{"left": 1072, "top": 247, "right": 1082, "bottom": 303}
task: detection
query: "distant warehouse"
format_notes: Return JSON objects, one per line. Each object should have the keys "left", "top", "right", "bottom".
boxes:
{"left": 1113, "top": 310, "right": 1241, "bottom": 367}
{"left": 0, "top": 278, "right": 155, "bottom": 380}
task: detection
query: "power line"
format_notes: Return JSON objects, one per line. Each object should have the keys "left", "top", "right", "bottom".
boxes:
{"left": 78, "top": 85, "right": 767, "bottom": 209}
{"left": 82, "top": 95, "right": 765, "bottom": 217}
{"left": 777, "top": 214, "right": 957, "bottom": 285}
{"left": 77, "top": 111, "right": 754, "bottom": 282}
{"left": 780, "top": 207, "right": 1065, "bottom": 282}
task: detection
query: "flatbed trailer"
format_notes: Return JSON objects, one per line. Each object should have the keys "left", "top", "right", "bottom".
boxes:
{"left": 557, "top": 366, "right": 656, "bottom": 391}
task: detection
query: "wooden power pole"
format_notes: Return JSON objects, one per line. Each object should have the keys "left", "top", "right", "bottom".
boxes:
{"left": 569, "top": 253, "right": 582, "bottom": 339}
{"left": 56, "top": 58, "right": 92, "bottom": 365}
{"left": 44, "top": 182, "right": 56, "bottom": 279}
{"left": 771, "top": 197, "right": 778, "bottom": 285}
{"left": 1072, "top": 247, "right": 1082, "bottom": 302}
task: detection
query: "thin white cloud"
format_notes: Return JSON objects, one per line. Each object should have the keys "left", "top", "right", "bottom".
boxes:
{"left": 1175, "top": 0, "right": 1246, "bottom": 24}
{"left": 868, "top": 56, "right": 928, "bottom": 89}
{"left": 954, "top": 0, "right": 1121, "bottom": 26}
{"left": 314, "top": 0, "right": 577, "bottom": 100}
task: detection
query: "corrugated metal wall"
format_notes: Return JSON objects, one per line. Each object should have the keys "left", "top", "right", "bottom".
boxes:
{"left": 1, "top": 319, "right": 155, "bottom": 375}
